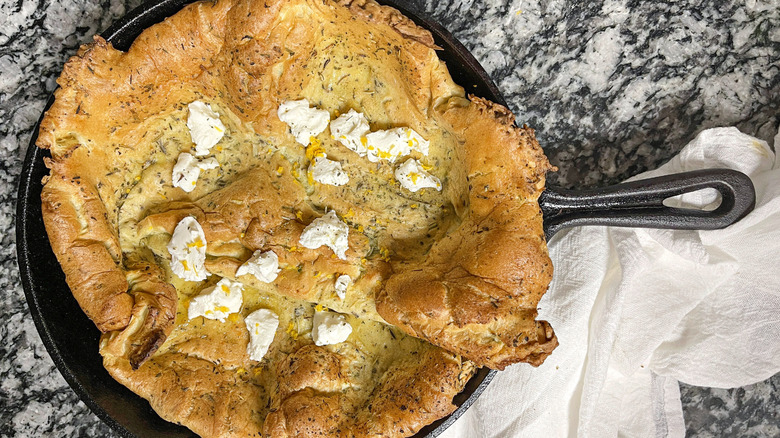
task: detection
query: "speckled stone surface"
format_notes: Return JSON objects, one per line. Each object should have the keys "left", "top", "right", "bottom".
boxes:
{"left": 415, "top": 0, "right": 779, "bottom": 188}
{"left": 1, "top": 0, "right": 778, "bottom": 436}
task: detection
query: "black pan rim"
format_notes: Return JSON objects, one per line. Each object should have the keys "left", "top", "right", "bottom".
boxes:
{"left": 16, "top": 0, "right": 504, "bottom": 436}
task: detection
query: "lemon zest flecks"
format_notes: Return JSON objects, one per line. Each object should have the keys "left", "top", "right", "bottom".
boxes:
{"left": 306, "top": 138, "right": 325, "bottom": 160}
{"left": 377, "top": 150, "right": 394, "bottom": 160}
{"left": 286, "top": 321, "right": 299, "bottom": 340}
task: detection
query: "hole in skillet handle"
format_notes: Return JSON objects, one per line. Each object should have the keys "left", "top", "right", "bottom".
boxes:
{"left": 16, "top": 1, "right": 504, "bottom": 438}
{"left": 539, "top": 168, "right": 757, "bottom": 241}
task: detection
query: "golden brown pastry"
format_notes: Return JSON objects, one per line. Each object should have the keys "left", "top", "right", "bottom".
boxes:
{"left": 378, "top": 99, "right": 558, "bottom": 369}
{"left": 38, "top": 0, "right": 556, "bottom": 435}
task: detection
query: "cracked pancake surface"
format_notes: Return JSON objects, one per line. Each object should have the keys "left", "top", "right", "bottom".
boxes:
{"left": 38, "top": 0, "right": 556, "bottom": 436}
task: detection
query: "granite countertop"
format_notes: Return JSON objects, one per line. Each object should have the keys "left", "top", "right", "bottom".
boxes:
{"left": 1, "top": 0, "right": 778, "bottom": 436}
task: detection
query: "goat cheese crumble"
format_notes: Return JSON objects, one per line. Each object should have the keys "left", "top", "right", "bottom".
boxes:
{"left": 245, "top": 308, "right": 279, "bottom": 361}
{"left": 236, "top": 250, "right": 280, "bottom": 283}
{"left": 365, "top": 127, "right": 429, "bottom": 163}
{"left": 309, "top": 156, "right": 349, "bottom": 186}
{"left": 168, "top": 216, "right": 209, "bottom": 281}
{"left": 312, "top": 310, "right": 352, "bottom": 346}
{"left": 187, "top": 101, "right": 226, "bottom": 156}
{"left": 188, "top": 278, "right": 243, "bottom": 322}
{"left": 394, "top": 158, "right": 442, "bottom": 192}
{"left": 171, "top": 152, "right": 219, "bottom": 192}
{"left": 330, "top": 109, "right": 370, "bottom": 156}
{"left": 299, "top": 211, "right": 350, "bottom": 260}
{"left": 277, "top": 99, "right": 330, "bottom": 145}
{"left": 334, "top": 275, "right": 351, "bottom": 300}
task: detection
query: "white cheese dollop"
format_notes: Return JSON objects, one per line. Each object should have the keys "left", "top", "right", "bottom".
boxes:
{"left": 171, "top": 152, "right": 219, "bottom": 192}
{"left": 330, "top": 109, "right": 370, "bottom": 156}
{"left": 299, "top": 210, "right": 350, "bottom": 260}
{"left": 312, "top": 310, "right": 352, "bottom": 346}
{"left": 309, "top": 156, "right": 349, "bottom": 186}
{"left": 365, "top": 127, "right": 430, "bottom": 163}
{"left": 277, "top": 99, "right": 330, "bottom": 145}
{"left": 236, "top": 250, "right": 280, "bottom": 283}
{"left": 244, "top": 308, "right": 279, "bottom": 361}
{"left": 168, "top": 216, "right": 209, "bottom": 281}
{"left": 334, "top": 274, "right": 351, "bottom": 300}
{"left": 187, "top": 101, "right": 226, "bottom": 156}
{"left": 188, "top": 278, "right": 243, "bottom": 322}
{"left": 394, "top": 158, "right": 442, "bottom": 192}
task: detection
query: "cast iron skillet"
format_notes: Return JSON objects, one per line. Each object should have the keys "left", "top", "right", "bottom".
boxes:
{"left": 16, "top": 0, "right": 756, "bottom": 436}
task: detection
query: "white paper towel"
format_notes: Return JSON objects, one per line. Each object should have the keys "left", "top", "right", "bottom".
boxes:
{"left": 440, "top": 127, "right": 780, "bottom": 438}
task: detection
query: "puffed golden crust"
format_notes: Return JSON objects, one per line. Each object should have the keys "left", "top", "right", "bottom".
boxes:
{"left": 102, "top": 320, "right": 473, "bottom": 438}
{"left": 39, "top": 0, "right": 555, "bottom": 435}
{"left": 378, "top": 97, "right": 558, "bottom": 370}
{"left": 263, "top": 345, "right": 472, "bottom": 438}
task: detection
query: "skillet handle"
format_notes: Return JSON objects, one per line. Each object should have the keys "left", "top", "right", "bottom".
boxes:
{"left": 539, "top": 168, "right": 756, "bottom": 240}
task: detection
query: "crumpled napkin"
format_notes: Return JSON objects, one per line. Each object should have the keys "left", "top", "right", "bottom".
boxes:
{"left": 441, "top": 127, "right": 780, "bottom": 437}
